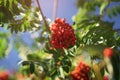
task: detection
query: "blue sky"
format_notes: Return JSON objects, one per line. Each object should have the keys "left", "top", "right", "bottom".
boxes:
{"left": 40, "top": 0, "right": 77, "bottom": 24}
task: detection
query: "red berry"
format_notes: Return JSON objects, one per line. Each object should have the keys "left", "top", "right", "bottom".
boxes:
{"left": 71, "top": 62, "right": 90, "bottom": 80}
{"left": 103, "top": 47, "right": 113, "bottom": 58}
{"left": 50, "top": 18, "right": 76, "bottom": 49}
{"left": 0, "top": 71, "right": 9, "bottom": 80}
{"left": 103, "top": 76, "right": 109, "bottom": 80}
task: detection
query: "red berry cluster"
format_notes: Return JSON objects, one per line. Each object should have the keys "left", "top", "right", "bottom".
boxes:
{"left": 50, "top": 18, "right": 76, "bottom": 49}
{"left": 103, "top": 76, "right": 109, "bottom": 80}
{"left": 71, "top": 62, "right": 91, "bottom": 80}
{"left": 0, "top": 71, "right": 9, "bottom": 80}
{"left": 103, "top": 47, "right": 113, "bottom": 58}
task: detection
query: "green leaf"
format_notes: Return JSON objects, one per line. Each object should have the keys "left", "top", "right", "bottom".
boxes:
{"left": 0, "top": 6, "right": 13, "bottom": 23}
{"left": 64, "top": 49, "right": 68, "bottom": 55}
{"left": 80, "top": 44, "right": 105, "bottom": 58}
{"left": 19, "top": 65, "right": 30, "bottom": 76}
{"left": 0, "top": 34, "right": 8, "bottom": 59}
{"left": 100, "top": 2, "right": 108, "bottom": 15}
{"left": 59, "top": 67, "right": 65, "bottom": 79}
{"left": 62, "top": 65, "right": 69, "bottom": 73}
{"left": 18, "top": 0, "right": 32, "bottom": 8}
{"left": 100, "top": 67, "right": 105, "bottom": 77}
{"left": 0, "top": 0, "right": 2, "bottom": 4}
{"left": 50, "top": 68, "right": 57, "bottom": 76}
{"left": 3, "top": 0, "right": 7, "bottom": 6}
{"left": 29, "top": 62, "right": 35, "bottom": 74}
{"left": 116, "top": 36, "right": 120, "bottom": 47}
{"left": 11, "top": 1, "right": 20, "bottom": 15}
{"left": 8, "top": 0, "right": 13, "bottom": 10}
{"left": 22, "top": 61, "right": 30, "bottom": 66}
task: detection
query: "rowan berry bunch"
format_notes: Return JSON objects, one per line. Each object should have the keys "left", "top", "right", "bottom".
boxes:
{"left": 0, "top": 71, "right": 9, "bottom": 80}
{"left": 71, "top": 62, "right": 91, "bottom": 80}
{"left": 50, "top": 18, "right": 76, "bottom": 49}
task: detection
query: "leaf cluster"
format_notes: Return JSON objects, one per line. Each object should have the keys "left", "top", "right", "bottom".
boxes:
{"left": 0, "top": 0, "right": 43, "bottom": 33}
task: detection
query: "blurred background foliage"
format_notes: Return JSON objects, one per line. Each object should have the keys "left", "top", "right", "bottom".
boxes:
{"left": 0, "top": 0, "right": 44, "bottom": 33}
{"left": 73, "top": 0, "right": 120, "bottom": 80}
{"left": 74, "top": 0, "right": 120, "bottom": 47}
{"left": 0, "top": 0, "right": 120, "bottom": 80}
{"left": 0, "top": 32, "right": 9, "bottom": 59}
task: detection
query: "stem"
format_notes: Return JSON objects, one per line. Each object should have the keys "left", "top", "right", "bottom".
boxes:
{"left": 36, "top": 66, "right": 44, "bottom": 80}
{"left": 53, "top": 0, "right": 58, "bottom": 20}
{"left": 92, "top": 60, "right": 106, "bottom": 80}
{"left": 100, "top": 0, "right": 110, "bottom": 18}
{"left": 98, "top": 60, "right": 106, "bottom": 69}
{"left": 92, "top": 63, "right": 102, "bottom": 80}
{"left": 36, "top": 0, "right": 51, "bottom": 33}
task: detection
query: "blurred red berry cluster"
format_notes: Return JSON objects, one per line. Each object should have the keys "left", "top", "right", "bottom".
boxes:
{"left": 50, "top": 18, "right": 76, "bottom": 49}
{"left": 71, "top": 62, "right": 91, "bottom": 80}
{"left": 0, "top": 71, "right": 9, "bottom": 80}
{"left": 103, "top": 47, "right": 113, "bottom": 58}
{"left": 103, "top": 76, "right": 109, "bottom": 80}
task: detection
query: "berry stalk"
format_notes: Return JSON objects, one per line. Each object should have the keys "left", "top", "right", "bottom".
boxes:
{"left": 36, "top": 0, "right": 51, "bottom": 33}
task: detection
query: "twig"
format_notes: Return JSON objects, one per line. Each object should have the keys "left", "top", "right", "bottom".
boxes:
{"left": 92, "top": 62, "right": 103, "bottom": 80}
{"left": 100, "top": 0, "right": 110, "bottom": 18}
{"left": 91, "top": 60, "right": 106, "bottom": 80}
{"left": 36, "top": 0, "right": 51, "bottom": 33}
{"left": 53, "top": 0, "right": 58, "bottom": 20}
{"left": 36, "top": 66, "right": 44, "bottom": 80}
{"left": 98, "top": 60, "right": 106, "bottom": 68}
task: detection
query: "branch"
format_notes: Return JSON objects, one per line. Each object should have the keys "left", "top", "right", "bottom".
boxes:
{"left": 91, "top": 60, "right": 106, "bottom": 80}
{"left": 53, "top": 0, "right": 58, "bottom": 20}
{"left": 36, "top": 0, "right": 51, "bottom": 33}
{"left": 98, "top": 60, "right": 106, "bottom": 69}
